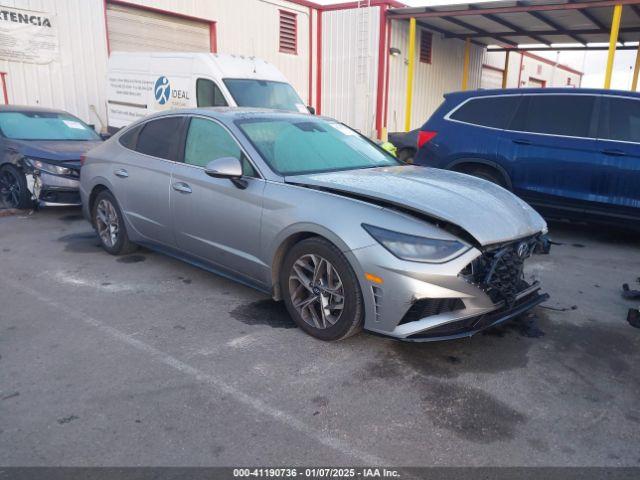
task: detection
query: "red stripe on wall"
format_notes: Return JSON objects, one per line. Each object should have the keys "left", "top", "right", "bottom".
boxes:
{"left": 316, "top": 10, "right": 322, "bottom": 114}
{"left": 375, "top": 5, "right": 388, "bottom": 139}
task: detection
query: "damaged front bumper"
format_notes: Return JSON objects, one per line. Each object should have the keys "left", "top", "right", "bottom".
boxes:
{"left": 347, "top": 234, "right": 550, "bottom": 342}
{"left": 27, "top": 170, "right": 81, "bottom": 207}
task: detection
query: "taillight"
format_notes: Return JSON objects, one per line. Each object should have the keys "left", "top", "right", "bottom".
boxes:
{"left": 80, "top": 154, "right": 87, "bottom": 166}
{"left": 417, "top": 130, "right": 437, "bottom": 149}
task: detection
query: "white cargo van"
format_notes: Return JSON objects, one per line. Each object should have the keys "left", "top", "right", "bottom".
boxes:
{"left": 106, "top": 52, "right": 310, "bottom": 132}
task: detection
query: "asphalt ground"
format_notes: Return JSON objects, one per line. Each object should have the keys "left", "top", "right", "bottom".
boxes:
{"left": 1, "top": 207, "right": 639, "bottom": 467}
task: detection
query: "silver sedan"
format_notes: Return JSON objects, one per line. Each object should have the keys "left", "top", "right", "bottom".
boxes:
{"left": 80, "top": 108, "right": 549, "bottom": 341}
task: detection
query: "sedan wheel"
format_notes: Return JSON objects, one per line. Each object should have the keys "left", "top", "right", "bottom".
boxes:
{"left": 92, "top": 190, "right": 137, "bottom": 255}
{"left": 281, "top": 237, "right": 363, "bottom": 341}
{"left": 289, "top": 254, "right": 345, "bottom": 330}
{"left": 0, "top": 165, "right": 31, "bottom": 209}
{"left": 95, "top": 198, "right": 119, "bottom": 248}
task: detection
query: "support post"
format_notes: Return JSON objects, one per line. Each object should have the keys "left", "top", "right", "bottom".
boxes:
{"left": 632, "top": 43, "right": 640, "bottom": 91}
{"left": 604, "top": 3, "right": 623, "bottom": 89}
{"left": 502, "top": 50, "right": 510, "bottom": 88}
{"left": 404, "top": 17, "right": 416, "bottom": 132}
{"left": 462, "top": 37, "right": 471, "bottom": 91}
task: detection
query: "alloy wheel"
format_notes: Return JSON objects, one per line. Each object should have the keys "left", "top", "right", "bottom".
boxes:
{"left": 288, "top": 254, "right": 345, "bottom": 329}
{"left": 95, "top": 199, "right": 119, "bottom": 248}
{"left": 0, "top": 169, "right": 21, "bottom": 208}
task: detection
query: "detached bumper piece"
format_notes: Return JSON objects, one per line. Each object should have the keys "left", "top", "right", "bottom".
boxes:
{"left": 404, "top": 290, "right": 549, "bottom": 342}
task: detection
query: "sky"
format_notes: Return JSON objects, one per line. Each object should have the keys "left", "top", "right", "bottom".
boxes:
{"left": 314, "top": 0, "right": 637, "bottom": 89}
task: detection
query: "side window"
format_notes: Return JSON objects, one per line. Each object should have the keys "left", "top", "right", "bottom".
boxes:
{"left": 511, "top": 95, "right": 596, "bottom": 138}
{"left": 135, "top": 117, "right": 184, "bottom": 161}
{"left": 118, "top": 124, "right": 142, "bottom": 150}
{"left": 196, "top": 79, "right": 228, "bottom": 107}
{"left": 449, "top": 96, "right": 520, "bottom": 129}
{"left": 184, "top": 117, "right": 257, "bottom": 177}
{"left": 603, "top": 97, "right": 640, "bottom": 143}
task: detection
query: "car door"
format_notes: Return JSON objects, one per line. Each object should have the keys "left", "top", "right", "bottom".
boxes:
{"left": 118, "top": 116, "right": 186, "bottom": 247}
{"left": 498, "top": 93, "right": 602, "bottom": 211}
{"left": 170, "top": 116, "right": 268, "bottom": 284}
{"left": 595, "top": 95, "right": 640, "bottom": 218}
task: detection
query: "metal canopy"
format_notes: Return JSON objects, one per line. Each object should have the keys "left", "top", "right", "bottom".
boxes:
{"left": 387, "top": 0, "right": 640, "bottom": 51}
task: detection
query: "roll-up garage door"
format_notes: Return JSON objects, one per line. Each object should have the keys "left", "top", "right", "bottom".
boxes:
{"left": 480, "top": 67, "right": 503, "bottom": 89}
{"left": 106, "top": 3, "right": 211, "bottom": 52}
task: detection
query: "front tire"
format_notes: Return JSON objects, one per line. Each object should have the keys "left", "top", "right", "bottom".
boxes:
{"left": 0, "top": 164, "right": 32, "bottom": 209}
{"left": 92, "top": 190, "right": 137, "bottom": 255}
{"left": 281, "top": 237, "right": 363, "bottom": 341}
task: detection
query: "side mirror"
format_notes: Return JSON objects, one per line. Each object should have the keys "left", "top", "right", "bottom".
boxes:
{"left": 204, "top": 157, "right": 247, "bottom": 189}
{"left": 204, "top": 157, "right": 243, "bottom": 178}
{"left": 307, "top": 105, "right": 316, "bottom": 115}
{"left": 100, "top": 132, "right": 112, "bottom": 141}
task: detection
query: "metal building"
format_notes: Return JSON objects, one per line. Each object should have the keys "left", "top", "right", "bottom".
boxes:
{"left": 1, "top": 0, "right": 639, "bottom": 140}
{"left": 482, "top": 51, "right": 583, "bottom": 89}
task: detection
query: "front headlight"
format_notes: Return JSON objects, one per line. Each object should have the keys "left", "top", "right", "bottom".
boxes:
{"left": 362, "top": 224, "right": 470, "bottom": 263}
{"left": 25, "top": 158, "right": 73, "bottom": 176}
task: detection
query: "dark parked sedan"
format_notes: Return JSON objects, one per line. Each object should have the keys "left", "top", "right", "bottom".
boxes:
{"left": 413, "top": 88, "right": 640, "bottom": 226}
{"left": 0, "top": 105, "right": 102, "bottom": 209}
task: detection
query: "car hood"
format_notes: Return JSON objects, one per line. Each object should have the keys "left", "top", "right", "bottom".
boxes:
{"left": 286, "top": 166, "right": 546, "bottom": 247}
{"left": 14, "top": 139, "right": 102, "bottom": 165}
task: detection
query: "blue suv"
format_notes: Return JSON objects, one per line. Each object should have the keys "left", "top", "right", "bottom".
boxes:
{"left": 413, "top": 88, "right": 640, "bottom": 226}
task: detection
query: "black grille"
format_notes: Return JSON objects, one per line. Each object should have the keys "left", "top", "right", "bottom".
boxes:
{"left": 400, "top": 298, "right": 465, "bottom": 325}
{"left": 462, "top": 238, "right": 537, "bottom": 306}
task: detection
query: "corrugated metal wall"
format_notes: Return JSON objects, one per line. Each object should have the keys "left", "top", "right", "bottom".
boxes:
{"left": 1, "top": 0, "right": 312, "bottom": 129}
{"left": 106, "top": 0, "right": 312, "bottom": 106}
{"left": 386, "top": 19, "right": 484, "bottom": 133}
{"left": 321, "top": 6, "right": 380, "bottom": 136}
{"left": 0, "top": 0, "right": 110, "bottom": 130}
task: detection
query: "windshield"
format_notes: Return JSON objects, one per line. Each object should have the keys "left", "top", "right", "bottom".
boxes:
{"left": 236, "top": 117, "right": 400, "bottom": 176}
{"left": 0, "top": 111, "right": 100, "bottom": 141}
{"left": 223, "top": 79, "right": 307, "bottom": 113}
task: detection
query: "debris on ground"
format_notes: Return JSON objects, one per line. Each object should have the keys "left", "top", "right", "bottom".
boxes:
{"left": 622, "top": 283, "right": 640, "bottom": 300}
{"left": 541, "top": 304, "right": 578, "bottom": 312}
{"left": 628, "top": 308, "right": 640, "bottom": 329}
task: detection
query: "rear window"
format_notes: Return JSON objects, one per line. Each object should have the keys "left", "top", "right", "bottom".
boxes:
{"left": 449, "top": 96, "right": 520, "bottom": 129}
{"left": 511, "top": 94, "right": 596, "bottom": 138}
{"left": 601, "top": 97, "right": 640, "bottom": 143}
{"left": 135, "top": 117, "right": 183, "bottom": 161}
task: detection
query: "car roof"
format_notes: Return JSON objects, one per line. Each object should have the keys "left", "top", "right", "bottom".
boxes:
{"left": 0, "top": 104, "right": 73, "bottom": 114}
{"left": 144, "top": 107, "right": 334, "bottom": 122}
{"left": 445, "top": 87, "right": 640, "bottom": 100}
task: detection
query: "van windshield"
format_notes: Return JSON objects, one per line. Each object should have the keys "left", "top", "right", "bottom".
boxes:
{"left": 223, "top": 79, "right": 307, "bottom": 113}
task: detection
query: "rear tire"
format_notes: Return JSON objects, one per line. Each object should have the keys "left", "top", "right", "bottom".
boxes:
{"left": 92, "top": 190, "right": 137, "bottom": 255}
{"left": 0, "top": 164, "right": 32, "bottom": 209}
{"left": 457, "top": 165, "right": 508, "bottom": 189}
{"left": 281, "top": 237, "right": 363, "bottom": 341}
{"left": 398, "top": 148, "right": 416, "bottom": 164}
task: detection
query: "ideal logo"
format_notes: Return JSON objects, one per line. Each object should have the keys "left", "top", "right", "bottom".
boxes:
{"left": 154, "top": 76, "right": 171, "bottom": 105}
{"left": 154, "top": 75, "right": 190, "bottom": 106}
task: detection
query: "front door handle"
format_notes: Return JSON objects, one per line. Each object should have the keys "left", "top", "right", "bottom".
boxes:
{"left": 602, "top": 149, "right": 626, "bottom": 157}
{"left": 113, "top": 168, "right": 129, "bottom": 178}
{"left": 172, "top": 182, "right": 192, "bottom": 194}
{"left": 513, "top": 138, "right": 531, "bottom": 146}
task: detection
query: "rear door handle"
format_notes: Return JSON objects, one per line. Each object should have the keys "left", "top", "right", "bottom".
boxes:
{"left": 113, "top": 168, "right": 129, "bottom": 178}
{"left": 172, "top": 182, "right": 192, "bottom": 194}
{"left": 512, "top": 139, "right": 531, "bottom": 146}
{"left": 602, "top": 149, "right": 626, "bottom": 157}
